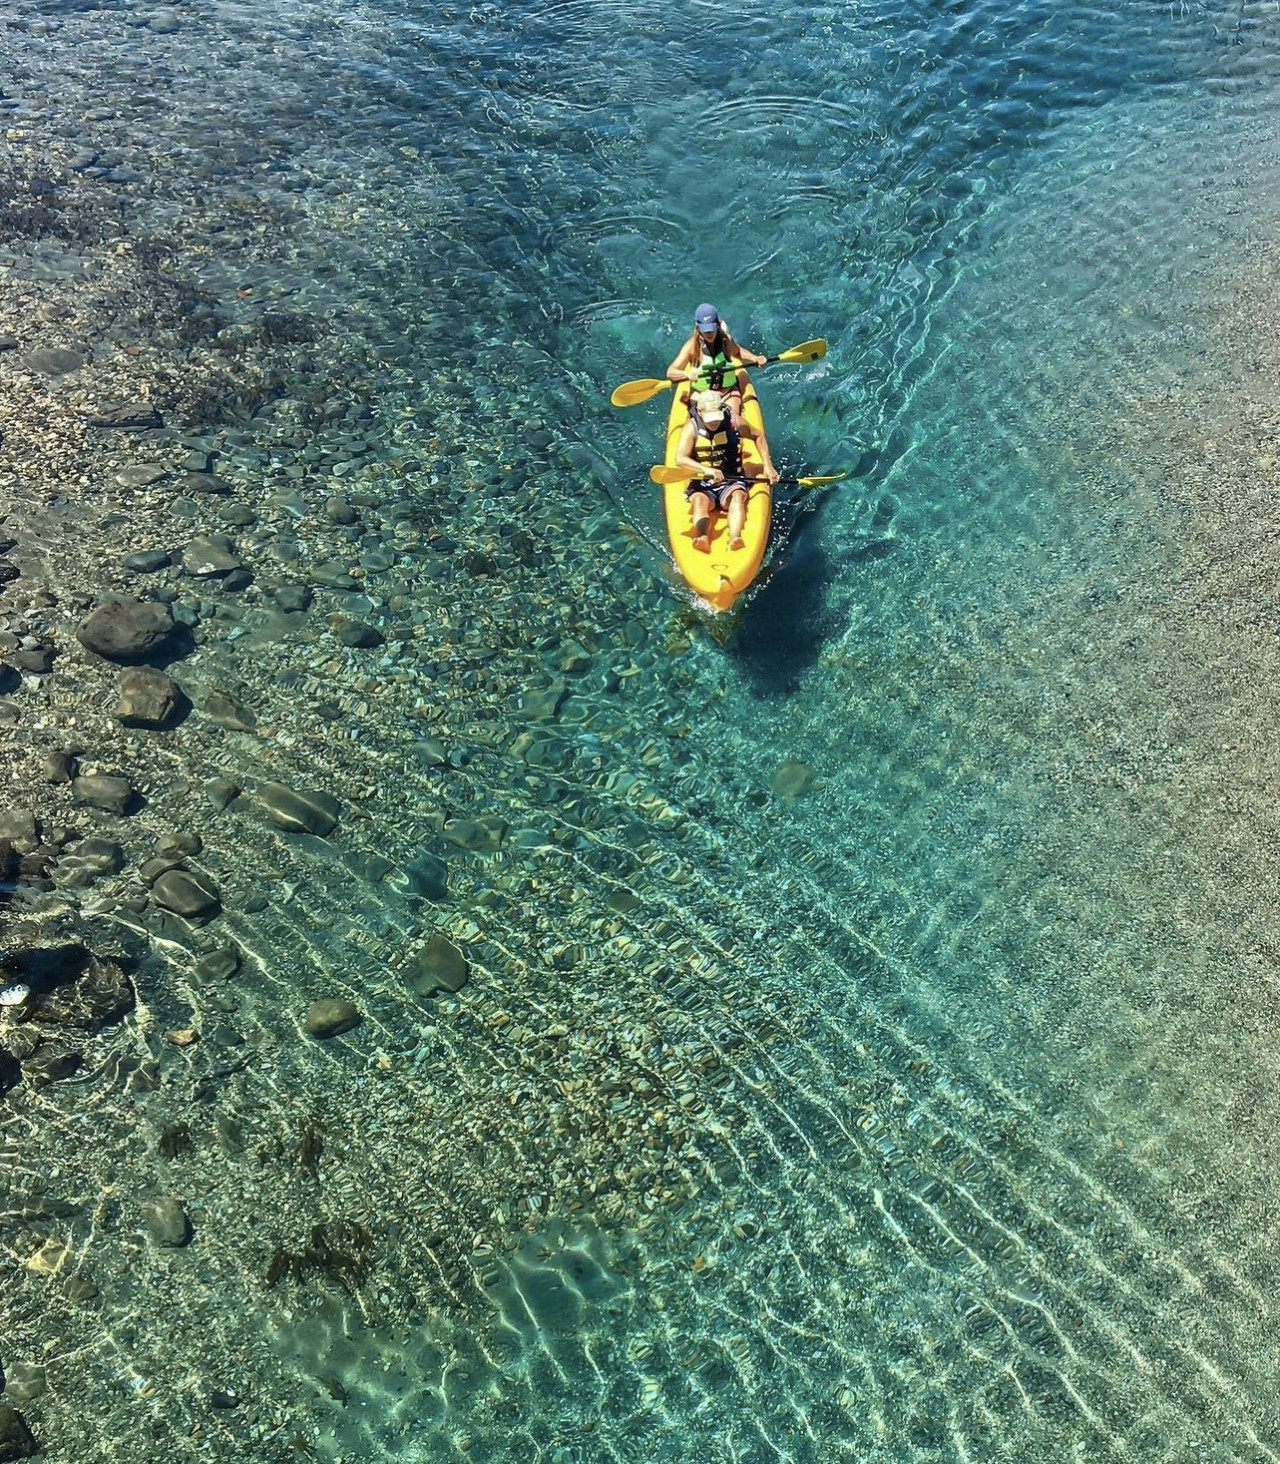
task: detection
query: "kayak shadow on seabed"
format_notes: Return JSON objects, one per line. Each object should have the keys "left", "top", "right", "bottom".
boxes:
{"left": 709, "top": 487, "right": 835, "bottom": 686}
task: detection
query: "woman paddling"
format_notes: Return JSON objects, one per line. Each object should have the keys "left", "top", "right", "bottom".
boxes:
{"left": 674, "top": 389, "right": 778, "bottom": 553}
{"left": 666, "top": 303, "right": 767, "bottom": 432}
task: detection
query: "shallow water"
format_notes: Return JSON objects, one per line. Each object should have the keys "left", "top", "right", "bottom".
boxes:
{"left": 7, "top": 0, "right": 1280, "bottom": 1458}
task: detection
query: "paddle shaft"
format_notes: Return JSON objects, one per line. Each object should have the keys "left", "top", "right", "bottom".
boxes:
{"left": 610, "top": 338, "right": 827, "bottom": 407}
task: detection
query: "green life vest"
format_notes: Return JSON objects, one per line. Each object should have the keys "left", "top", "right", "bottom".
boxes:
{"left": 692, "top": 347, "right": 732, "bottom": 394}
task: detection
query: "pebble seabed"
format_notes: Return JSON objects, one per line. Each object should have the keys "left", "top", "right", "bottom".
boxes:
{"left": 7, "top": 5, "right": 1280, "bottom": 1464}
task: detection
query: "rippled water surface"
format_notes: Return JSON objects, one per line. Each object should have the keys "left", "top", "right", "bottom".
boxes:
{"left": 8, "top": 0, "right": 1280, "bottom": 1458}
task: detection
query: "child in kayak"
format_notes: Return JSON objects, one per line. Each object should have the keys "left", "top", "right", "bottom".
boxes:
{"left": 666, "top": 303, "right": 767, "bottom": 432}
{"left": 674, "top": 389, "right": 778, "bottom": 553}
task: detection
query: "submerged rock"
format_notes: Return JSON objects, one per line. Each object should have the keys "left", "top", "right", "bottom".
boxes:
{"left": 770, "top": 759, "right": 816, "bottom": 798}
{"left": 182, "top": 534, "right": 244, "bottom": 578}
{"left": 201, "top": 689, "right": 256, "bottom": 732}
{"left": 29, "top": 953, "right": 134, "bottom": 1031}
{"left": 72, "top": 774, "right": 136, "bottom": 816}
{"left": 141, "top": 1195, "right": 191, "bottom": 1247}
{"left": 405, "top": 933, "right": 469, "bottom": 997}
{"left": 151, "top": 869, "right": 220, "bottom": 921}
{"left": 0, "top": 1402, "right": 39, "bottom": 1459}
{"left": 258, "top": 782, "right": 341, "bottom": 837}
{"left": 115, "top": 666, "right": 183, "bottom": 728}
{"left": 72, "top": 773, "right": 136, "bottom": 816}
{"left": 85, "top": 402, "right": 164, "bottom": 429}
{"left": 76, "top": 598, "right": 176, "bottom": 663}
{"left": 305, "top": 998, "right": 361, "bottom": 1038}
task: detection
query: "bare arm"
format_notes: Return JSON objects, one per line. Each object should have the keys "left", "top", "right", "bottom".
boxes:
{"left": 674, "top": 422, "right": 721, "bottom": 481}
{"left": 738, "top": 419, "right": 778, "bottom": 481}
{"left": 723, "top": 331, "right": 767, "bottom": 370}
{"left": 666, "top": 343, "right": 698, "bottom": 384}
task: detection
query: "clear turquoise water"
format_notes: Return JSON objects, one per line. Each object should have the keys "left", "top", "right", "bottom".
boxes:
{"left": 12, "top": 0, "right": 1280, "bottom": 1458}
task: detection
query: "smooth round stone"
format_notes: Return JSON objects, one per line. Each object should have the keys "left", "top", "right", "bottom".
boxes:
{"left": 258, "top": 782, "right": 341, "bottom": 837}
{"left": 115, "top": 464, "right": 168, "bottom": 489}
{"left": 305, "top": 998, "right": 361, "bottom": 1039}
{"left": 76, "top": 598, "right": 175, "bottom": 662}
{"left": 148, "top": 9, "right": 181, "bottom": 32}
{"left": 151, "top": 869, "right": 220, "bottom": 920}
{"left": 331, "top": 618, "right": 383, "bottom": 649}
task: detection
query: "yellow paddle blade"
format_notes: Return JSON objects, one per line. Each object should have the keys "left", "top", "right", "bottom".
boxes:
{"left": 796, "top": 471, "right": 847, "bottom": 488}
{"left": 774, "top": 338, "right": 827, "bottom": 365}
{"left": 610, "top": 377, "right": 675, "bottom": 408}
{"left": 649, "top": 464, "right": 694, "bottom": 484}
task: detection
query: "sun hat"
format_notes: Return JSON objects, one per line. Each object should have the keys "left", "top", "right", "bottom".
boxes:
{"left": 696, "top": 389, "right": 726, "bottom": 422}
{"left": 694, "top": 303, "right": 720, "bottom": 331}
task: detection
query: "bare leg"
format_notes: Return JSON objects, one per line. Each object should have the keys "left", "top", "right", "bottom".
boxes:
{"left": 688, "top": 490, "right": 714, "bottom": 553}
{"left": 726, "top": 487, "right": 748, "bottom": 551}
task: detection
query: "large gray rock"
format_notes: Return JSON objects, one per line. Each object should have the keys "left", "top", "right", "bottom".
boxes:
{"left": 76, "top": 598, "right": 176, "bottom": 663}
{"left": 115, "top": 666, "right": 182, "bottom": 728}
{"left": 404, "top": 933, "right": 469, "bottom": 997}
{"left": 258, "top": 782, "right": 341, "bottom": 837}
{"left": 151, "top": 869, "right": 220, "bottom": 921}
{"left": 72, "top": 774, "right": 136, "bottom": 816}
{"left": 20, "top": 347, "right": 83, "bottom": 376}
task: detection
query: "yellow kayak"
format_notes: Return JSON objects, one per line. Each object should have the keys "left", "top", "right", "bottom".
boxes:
{"left": 662, "top": 381, "right": 771, "bottom": 614}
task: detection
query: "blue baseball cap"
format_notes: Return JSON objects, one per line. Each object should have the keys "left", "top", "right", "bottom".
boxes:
{"left": 694, "top": 303, "right": 719, "bottom": 331}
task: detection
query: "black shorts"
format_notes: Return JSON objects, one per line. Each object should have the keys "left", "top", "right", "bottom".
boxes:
{"left": 684, "top": 477, "right": 748, "bottom": 511}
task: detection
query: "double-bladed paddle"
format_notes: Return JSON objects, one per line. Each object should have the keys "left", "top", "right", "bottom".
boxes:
{"left": 648, "top": 465, "right": 848, "bottom": 491}
{"left": 610, "top": 338, "right": 827, "bottom": 408}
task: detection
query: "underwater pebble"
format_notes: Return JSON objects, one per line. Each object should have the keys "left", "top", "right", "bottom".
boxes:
{"left": 115, "top": 666, "right": 182, "bottom": 728}
{"left": 141, "top": 1195, "right": 191, "bottom": 1247}
{"left": 305, "top": 997, "right": 361, "bottom": 1038}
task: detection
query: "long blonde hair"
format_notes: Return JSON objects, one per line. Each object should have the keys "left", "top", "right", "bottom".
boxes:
{"left": 683, "top": 321, "right": 732, "bottom": 365}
